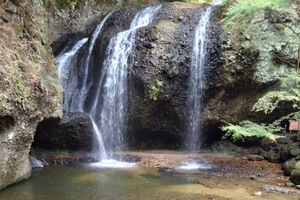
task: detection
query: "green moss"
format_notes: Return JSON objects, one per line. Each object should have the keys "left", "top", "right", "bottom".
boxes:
{"left": 55, "top": 150, "right": 69, "bottom": 155}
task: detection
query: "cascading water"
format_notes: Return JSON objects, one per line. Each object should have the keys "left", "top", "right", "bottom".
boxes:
{"left": 57, "top": 14, "right": 112, "bottom": 160}
{"left": 78, "top": 13, "right": 112, "bottom": 112}
{"left": 57, "top": 38, "right": 88, "bottom": 113}
{"left": 91, "top": 4, "right": 162, "bottom": 162}
{"left": 58, "top": 5, "right": 161, "bottom": 167}
{"left": 185, "top": 6, "right": 213, "bottom": 151}
{"left": 179, "top": 5, "right": 216, "bottom": 170}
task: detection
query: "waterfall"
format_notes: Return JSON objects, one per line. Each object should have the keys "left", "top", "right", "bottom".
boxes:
{"left": 91, "top": 5, "right": 162, "bottom": 159}
{"left": 57, "top": 14, "right": 112, "bottom": 160}
{"left": 57, "top": 38, "right": 88, "bottom": 113}
{"left": 186, "top": 7, "right": 212, "bottom": 151}
{"left": 78, "top": 13, "right": 113, "bottom": 112}
{"left": 57, "top": 5, "right": 161, "bottom": 162}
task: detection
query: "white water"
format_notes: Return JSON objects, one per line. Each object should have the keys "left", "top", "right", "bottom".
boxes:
{"left": 78, "top": 13, "right": 113, "bottom": 112}
{"left": 29, "top": 156, "right": 44, "bottom": 168}
{"left": 57, "top": 14, "right": 111, "bottom": 160}
{"left": 58, "top": 6, "right": 161, "bottom": 167}
{"left": 90, "top": 5, "right": 162, "bottom": 162}
{"left": 178, "top": 163, "right": 211, "bottom": 170}
{"left": 90, "top": 159, "right": 136, "bottom": 168}
{"left": 185, "top": 7, "right": 212, "bottom": 151}
{"left": 57, "top": 38, "right": 88, "bottom": 113}
{"left": 57, "top": 38, "right": 88, "bottom": 82}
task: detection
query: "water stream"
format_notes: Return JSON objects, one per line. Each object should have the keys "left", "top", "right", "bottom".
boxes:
{"left": 185, "top": 7, "right": 212, "bottom": 152}
{"left": 91, "top": 5, "right": 162, "bottom": 161}
{"left": 57, "top": 5, "right": 161, "bottom": 163}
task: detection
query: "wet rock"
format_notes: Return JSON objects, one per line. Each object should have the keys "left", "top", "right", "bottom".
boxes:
{"left": 250, "top": 175, "right": 257, "bottom": 180}
{"left": 282, "top": 160, "right": 297, "bottom": 176}
{"left": 248, "top": 155, "right": 264, "bottom": 161}
{"left": 296, "top": 185, "right": 300, "bottom": 189}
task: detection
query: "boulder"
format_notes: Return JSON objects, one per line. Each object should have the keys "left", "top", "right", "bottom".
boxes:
{"left": 277, "top": 137, "right": 293, "bottom": 144}
{"left": 281, "top": 160, "right": 297, "bottom": 176}
{"left": 33, "top": 112, "right": 93, "bottom": 151}
{"left": 290, "top": 169, "right": 300, "bottom": 185}
{"left": 248, "top": 155, "right": 264, "bottom": 161}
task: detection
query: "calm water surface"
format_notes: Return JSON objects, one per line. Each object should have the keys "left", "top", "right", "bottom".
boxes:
{"left": 0, "top": 165, "right": 298, "bottom": 200}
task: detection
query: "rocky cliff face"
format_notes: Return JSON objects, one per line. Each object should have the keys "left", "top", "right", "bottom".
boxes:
{"left": 203, "top": 5, "right": 300, "bottom": 127}
{"left": 0, "top": 0, "right": 161, "bottom": 190}
{"left": 0, "top": 0, "right": 62, "bottom": 190}
{"left": 128, "top": 2, "right": 300, "bottom": 147}
{"left": 127, "top": 2, "right": 222, "bottom": 147}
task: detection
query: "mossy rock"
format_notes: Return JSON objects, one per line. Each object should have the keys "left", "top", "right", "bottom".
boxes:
{"left": 293, "top": 162, "right": 300, "bottom": 170}
{"left": 290, "top": 169, "right": 300, "bottom": 185}
{"left": 282, "top": 160, "right": 297, "bottom": 176}
{"left": 291, "top": 148, "right": 300, "bottom": 157}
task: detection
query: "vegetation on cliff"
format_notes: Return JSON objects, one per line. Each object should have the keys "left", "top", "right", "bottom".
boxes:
{"left": 220, "top": 0, "right": 300, "bottom": 141}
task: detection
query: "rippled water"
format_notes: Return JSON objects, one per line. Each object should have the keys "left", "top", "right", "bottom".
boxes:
{"left": 0, "top": 165, "right": 297, "bottom": 200}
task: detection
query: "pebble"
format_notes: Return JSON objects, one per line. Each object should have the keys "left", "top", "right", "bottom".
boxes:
{"left": 296, "top": 185, "right": 300, "bottom": 189}
{"left": 286, "top": 182, "right": 295, "bottom": 187}
{"left": 250, "top": 175, "right": 257, "bottom": 180}
{"left": 178, "top": 16, "right": 184, "bottom": 20}
{"left": 254, "top": 191, "right": 262, "bottom": 196}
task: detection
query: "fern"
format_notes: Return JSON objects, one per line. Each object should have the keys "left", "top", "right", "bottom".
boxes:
{"left": 222, "top": 120, "right": 283, "bottom": 142}
{"left": 253, "top": 73, "right": 300, "bottom": 114}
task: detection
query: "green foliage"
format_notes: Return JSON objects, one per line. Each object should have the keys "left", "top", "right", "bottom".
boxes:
{"left": 55, "top": 150, "right": 69, "bottom": 155}
{"left": 181, "top": 0, "right": 213, "bottom": 4}
{"left": 222, "top": 120, "right": 283, "bottom": 142}
{"left": 253, "top": 73, "right": 300, "bottom": 114}
{"left": 222, "top": 0, "right": 291, "bottom": 26}
{"left": 149, "top": 79, "right": 163, "bottom": 101}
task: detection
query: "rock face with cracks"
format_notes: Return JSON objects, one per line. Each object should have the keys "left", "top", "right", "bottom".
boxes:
{"left": 0, "top": 0, "right": 62, "bottom": 190}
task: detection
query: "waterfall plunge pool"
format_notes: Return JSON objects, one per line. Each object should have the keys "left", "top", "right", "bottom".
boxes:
{"left": 0, "top": 159, "right": 298, "bottom": 200}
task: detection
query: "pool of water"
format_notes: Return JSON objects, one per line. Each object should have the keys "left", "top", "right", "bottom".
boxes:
{"left": 0, "top": 164, "right": 298, "bottom": 200}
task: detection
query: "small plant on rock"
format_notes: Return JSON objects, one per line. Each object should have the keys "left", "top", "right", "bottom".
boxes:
{"left": 149, "top": 79, "right": 163, "bottom": 101}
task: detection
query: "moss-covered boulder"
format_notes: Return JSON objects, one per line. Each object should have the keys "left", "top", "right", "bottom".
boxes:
{"left": 282, "top": 160, "right": 297, "bottom": 176}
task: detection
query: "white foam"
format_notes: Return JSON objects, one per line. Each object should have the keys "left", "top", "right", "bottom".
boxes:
{"left": 212, "top": 0, "right": 222, "bottom": 5}
{"left": 90, "top": 159, "right": 136, "bottom": 168}
{"left": 178, "top": 163, "right": 211, "bottom": 170}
